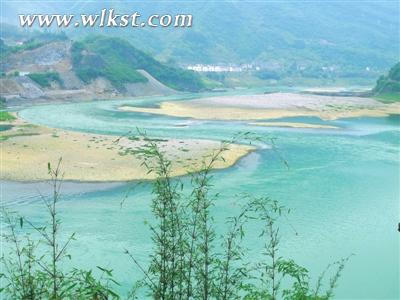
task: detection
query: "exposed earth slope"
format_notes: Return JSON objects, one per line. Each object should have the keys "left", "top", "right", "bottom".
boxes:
{"left": 0, "top": 36, "right": 204, "bottom": 105}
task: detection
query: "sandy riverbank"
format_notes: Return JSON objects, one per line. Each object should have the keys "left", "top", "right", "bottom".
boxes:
{"left": 1, "top": 117, "right": 253, "bottom": 182}
{"left": 120, "top": 92, "right": 400, "bottom": 121}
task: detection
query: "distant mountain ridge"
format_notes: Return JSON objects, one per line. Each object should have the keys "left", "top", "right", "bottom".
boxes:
{"left": 2, "top": 1, "right": 398, "bottom": 79}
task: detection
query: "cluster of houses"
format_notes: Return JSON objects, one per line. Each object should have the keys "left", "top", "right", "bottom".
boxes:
{"left": 186, "top": 64, "right": 261, "bottom": 73}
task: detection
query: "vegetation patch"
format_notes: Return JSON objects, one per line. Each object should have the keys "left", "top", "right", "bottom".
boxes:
{"left": 374, "top": 93, "right": 400, "bottom": 103}
{"left": 0, "top": 111, "right": 16, "bottom": 122}
{"left": 0, "top": 31, "right": 68, "bottom": 59}
{"left": 27, "top": 72, "right": 63, "bottom": 88}
{"left": 0, "top": 39, "right": 44, "bottom": 59}
{"left": 71, "top": 36, "right": 205, "bottom": 92}
{"left": 0, "top": 132, "right": 40, "bottom": 141}
{"left": 373, "top": 62, "right": 400, "bottom": 102}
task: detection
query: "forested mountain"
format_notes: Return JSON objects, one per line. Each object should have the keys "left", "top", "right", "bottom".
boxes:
{"left": 2, "top": 0, "right": 398, "bottom": 79}
{"left": 0, "top": 35, "right": 205, "bottom": 102}
{"left": 71, "top": 36, "right": 204, "bottom": 92}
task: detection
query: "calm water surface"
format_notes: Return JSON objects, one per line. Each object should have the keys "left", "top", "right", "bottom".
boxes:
{"left": 3, "top": 94, "right": 399, "bottom": 299}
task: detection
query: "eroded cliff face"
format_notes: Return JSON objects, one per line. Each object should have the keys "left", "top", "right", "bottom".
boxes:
{"left": 1, "top": 41, "right": 71, "bottom": 73}
{"left": 0, "top": 40, "right": 176, "bottom": 106}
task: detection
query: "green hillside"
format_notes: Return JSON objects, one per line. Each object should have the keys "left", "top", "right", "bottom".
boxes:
{"left": 2, "top": 1, "right": 398, "bottom": 80}
{"left": 0, "top": 28, "right": 68, "bottom": 60}
{"left": 27, "top": 72, "right": 64, "bottom": 88}
{"left": 373, "top": 62, "right": 400, "bottom": 103}
{"left": 71, "top": 36, "right": 205, "bottom": 92}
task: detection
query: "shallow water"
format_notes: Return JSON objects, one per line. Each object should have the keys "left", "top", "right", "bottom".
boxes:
{"left": 3, "top": 95, "right": 400, "bottom": 299}
{"left": 0, "top": 124, "right": 12, "bottom": 131}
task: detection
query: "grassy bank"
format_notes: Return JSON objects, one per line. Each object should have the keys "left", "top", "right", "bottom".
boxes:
{"left": 373, "top": 93, "right": 400, "bottom": 103}
{"left": 0, "top": 111, "right": 16, "bottom": 121}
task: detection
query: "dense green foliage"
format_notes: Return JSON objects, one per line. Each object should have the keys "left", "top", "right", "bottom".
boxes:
{"left": 373, "top": 62, "right": 400, "bottom": 103}
{"left": 374, "top": 93, "right": 400, "bottom": 103}
{"left": 374, "top": 62, "right": 400, "bottom": 92}
{"left": 27, "top": 72, "right": 63, "bottom": 88}
{"left": 71, "top": 38, "right": 147, "bottom": 91}
{"left": 71, "top": 36, "right": 205, "bottom": 92}
{"left": 0, "top": 110, "right": 15, "bottom": 121}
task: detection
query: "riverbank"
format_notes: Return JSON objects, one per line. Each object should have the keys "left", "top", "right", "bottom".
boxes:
{"left": 120, "top": 92, "right": 400, "bottom": 121}
{"left": 1, "top": 115, "right": 253, "bottom": 182}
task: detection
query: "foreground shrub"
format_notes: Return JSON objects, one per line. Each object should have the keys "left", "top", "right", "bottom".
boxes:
{"left": 126, "top": 133, "right": 349, "bottom": 300}
{"left": 1, "top": 159, "right": 119, "bottom": 299}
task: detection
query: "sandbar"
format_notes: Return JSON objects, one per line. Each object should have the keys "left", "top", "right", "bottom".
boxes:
{"left": 120, "top": 92, "right": 400, "bottom": 121}
{"left": 1, "top": 117, "right": 253, "bottom": 182}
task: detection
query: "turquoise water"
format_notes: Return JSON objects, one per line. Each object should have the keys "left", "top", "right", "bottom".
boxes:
{"left": 3, "top": 95, "right": 400, "bottom": 299}
{"left": 0, "top": 125, "right": 12, "bottom": 131}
